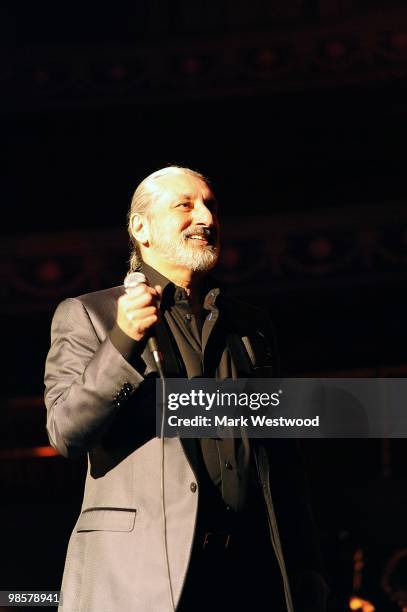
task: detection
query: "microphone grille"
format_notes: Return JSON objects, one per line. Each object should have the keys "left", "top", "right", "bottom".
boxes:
{"left": 124, "top": 272, "right": 147, "bottom": 291}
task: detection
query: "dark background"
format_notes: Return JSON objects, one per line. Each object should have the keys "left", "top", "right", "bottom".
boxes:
{"left": 1, "top": 2, "right": 407, "bottom": 610}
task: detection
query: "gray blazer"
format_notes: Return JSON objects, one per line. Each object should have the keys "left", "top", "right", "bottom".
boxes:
{"left": 44, "top": 286, "right": 321, "bottom": 612}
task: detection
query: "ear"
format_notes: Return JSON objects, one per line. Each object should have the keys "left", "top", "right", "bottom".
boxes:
{"left": 130, "top": 213, "right": 150, "bottom": 246}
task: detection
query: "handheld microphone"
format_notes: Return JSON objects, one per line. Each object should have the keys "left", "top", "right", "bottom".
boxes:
{"left": 124, "top": 272, "right": 164, "bottom": 375}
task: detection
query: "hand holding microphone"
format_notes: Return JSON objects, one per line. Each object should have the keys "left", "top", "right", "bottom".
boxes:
{"left": 117, "top": 272, "right": 164, "bottom": 373}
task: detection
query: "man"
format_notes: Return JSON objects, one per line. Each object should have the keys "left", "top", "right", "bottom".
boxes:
{"left": 44, "top": 166, "right": 328, "bottom": 611}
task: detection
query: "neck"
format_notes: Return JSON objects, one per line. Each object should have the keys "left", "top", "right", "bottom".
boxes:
{"left": 142, "top": 255, "right": 206, "bottom": 304}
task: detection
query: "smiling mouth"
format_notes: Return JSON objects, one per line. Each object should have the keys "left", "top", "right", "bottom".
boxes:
{"left": 187, "top": 234, "right": 210, "bottom": 244}
{"left": 185, "top": 228, "right": 218, "bottom": 246}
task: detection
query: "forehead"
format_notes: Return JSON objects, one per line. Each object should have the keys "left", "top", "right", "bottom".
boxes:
{"left": 153, "top": 173, "right": 214, "bottom": 204}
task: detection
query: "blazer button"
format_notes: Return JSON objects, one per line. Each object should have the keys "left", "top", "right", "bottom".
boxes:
{"left": 190, "top": 482, "right": 197, "bottom": 493}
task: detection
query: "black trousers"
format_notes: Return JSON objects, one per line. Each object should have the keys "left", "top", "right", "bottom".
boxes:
{"left": 177, "top": 525, "right": 288, "bottom": 612}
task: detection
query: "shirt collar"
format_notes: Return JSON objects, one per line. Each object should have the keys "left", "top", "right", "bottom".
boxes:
{"left": 140, "top": 261, "right": 221, "bottom": 309}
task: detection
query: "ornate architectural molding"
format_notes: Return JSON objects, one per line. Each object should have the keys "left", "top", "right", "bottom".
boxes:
{"left": 2, "top": 202, "right": 407, "bottom": 313}
{"left": 3, "top": 7, "right": 407, "bottom": 112}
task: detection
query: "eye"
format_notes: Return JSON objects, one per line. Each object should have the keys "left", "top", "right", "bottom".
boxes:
{"left": 177, "top": 202, "right": 192, "bottom": 209}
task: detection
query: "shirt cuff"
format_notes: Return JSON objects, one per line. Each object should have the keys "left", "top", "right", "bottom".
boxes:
{"left": 109, "top": 324, "right": 147, "bottom": 372}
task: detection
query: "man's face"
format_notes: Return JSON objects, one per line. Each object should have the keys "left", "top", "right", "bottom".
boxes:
{"left": 145, "top": 173, "right": 220, "bottom": 273}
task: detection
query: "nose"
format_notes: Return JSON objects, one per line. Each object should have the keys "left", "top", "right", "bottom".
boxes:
{"left": 193, "top": 200, "right": 217, "bottom": 227}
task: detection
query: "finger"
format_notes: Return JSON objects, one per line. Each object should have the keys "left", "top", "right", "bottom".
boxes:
{"left": 136, "top": 314, "right": 159, "bottom": 333}
{"left": 131, "top": 306, "right": 159, "bottom": 319}
{"left": 122, "top": 292, "right": 159, "bottom": 310}
{"left": 125, "top": 284, "right": 159, "bottom": 298}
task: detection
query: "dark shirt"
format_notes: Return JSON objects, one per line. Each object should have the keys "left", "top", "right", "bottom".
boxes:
{"left": 110, "top": 262, "right": 249, "bottom": 519}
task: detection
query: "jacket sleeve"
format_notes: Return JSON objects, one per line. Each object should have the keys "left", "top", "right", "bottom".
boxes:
{"left": 44, "top": 297, "right": 147, "bottom": 458}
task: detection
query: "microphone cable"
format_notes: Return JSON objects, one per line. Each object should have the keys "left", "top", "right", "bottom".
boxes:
{"left": 159, "top": 370, "right": 175, "bottom": 612}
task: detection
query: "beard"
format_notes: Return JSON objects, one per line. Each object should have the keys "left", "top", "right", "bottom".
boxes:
{"left": 149, "top": 221, "right": 219, "bottom": 272}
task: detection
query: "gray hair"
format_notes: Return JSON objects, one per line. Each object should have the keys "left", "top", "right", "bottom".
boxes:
{"left": 127, "top": 165, "right": 208, "bottom": 272}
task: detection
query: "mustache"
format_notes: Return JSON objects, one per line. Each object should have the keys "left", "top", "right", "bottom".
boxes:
{"left": 183, "top": 227, "right": 219, "bottom": 243}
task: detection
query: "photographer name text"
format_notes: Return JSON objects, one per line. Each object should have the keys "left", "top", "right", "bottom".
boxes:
{"left": 167, "top": 415, "right": 320, "bottom": 428}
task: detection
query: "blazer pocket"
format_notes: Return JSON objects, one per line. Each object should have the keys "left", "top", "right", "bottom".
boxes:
{"left": 76, "top": 507, "right": 137, "bottom": 532}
